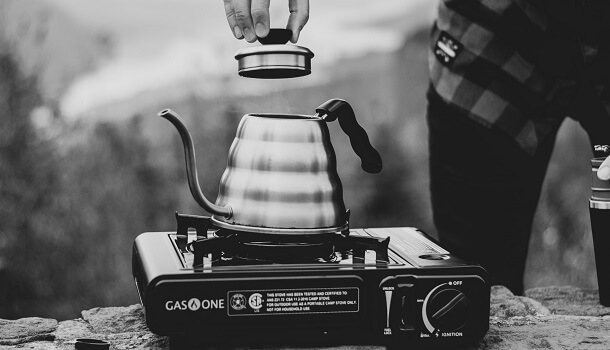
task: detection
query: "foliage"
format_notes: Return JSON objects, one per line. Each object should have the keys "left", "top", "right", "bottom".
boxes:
{"left": 0, "top": 53, "right": 58, "bottom": 317}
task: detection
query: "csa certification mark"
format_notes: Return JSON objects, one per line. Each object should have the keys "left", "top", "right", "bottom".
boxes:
{"left": 249, "top": 293, "right": 263, "bottom": 310}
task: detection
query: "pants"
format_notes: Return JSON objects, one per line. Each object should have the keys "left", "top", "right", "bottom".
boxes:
{"left": 426, "top": 86, "right": 602, "bottom": 295}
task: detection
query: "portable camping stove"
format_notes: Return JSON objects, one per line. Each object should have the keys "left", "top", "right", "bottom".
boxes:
{"left": 132, "top": 213, "right": 490, "bottom": 347}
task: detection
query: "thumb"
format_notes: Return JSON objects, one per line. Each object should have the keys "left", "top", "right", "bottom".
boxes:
{"left": 598, "top": 155, "right": 610, "bottom": 180}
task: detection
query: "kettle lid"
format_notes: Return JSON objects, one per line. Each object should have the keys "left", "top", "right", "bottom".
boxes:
{"left": 235, "top": 28, "right": 314, "bottom": 79}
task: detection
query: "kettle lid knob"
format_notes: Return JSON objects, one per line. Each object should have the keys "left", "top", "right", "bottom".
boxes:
{"left": 257, "top": 28, "right": 292, "bottom": 45}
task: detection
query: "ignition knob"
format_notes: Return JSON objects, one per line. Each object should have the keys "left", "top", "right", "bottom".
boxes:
{"left": 425, "top": 288, "right": 469, "bottom": 332}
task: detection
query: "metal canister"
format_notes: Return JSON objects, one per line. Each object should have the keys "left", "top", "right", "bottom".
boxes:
{"left": 590, "top": 156, "right": 610, "bottom": 306}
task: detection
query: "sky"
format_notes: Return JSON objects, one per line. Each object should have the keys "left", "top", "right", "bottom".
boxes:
{"left": 41, "top": 0, "right": 437, "bottom": 118}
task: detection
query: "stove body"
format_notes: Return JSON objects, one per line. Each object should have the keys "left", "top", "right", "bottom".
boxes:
{"left": 133, "top": 225, "right": 489, "bottom": 347}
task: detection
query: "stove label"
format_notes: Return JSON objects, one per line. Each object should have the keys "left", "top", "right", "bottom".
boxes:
{"left": 227, "top": 288, "right": 359, "bottom": 316}
{"left": 164, "top": 298, "right": 225, "bottom": 311}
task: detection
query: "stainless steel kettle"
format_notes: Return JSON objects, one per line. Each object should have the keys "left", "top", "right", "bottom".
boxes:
{"left": 160, "top": 99, "right": 382, "bottom": 235}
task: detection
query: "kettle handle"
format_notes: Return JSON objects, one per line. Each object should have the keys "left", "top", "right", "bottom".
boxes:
{"left": 316, "top": 99, "right": 383, "bottom": 173}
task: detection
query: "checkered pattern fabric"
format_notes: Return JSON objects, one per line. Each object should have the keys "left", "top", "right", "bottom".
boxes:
{"left": 429, "top": 0, "right": 610, "bottom": 154}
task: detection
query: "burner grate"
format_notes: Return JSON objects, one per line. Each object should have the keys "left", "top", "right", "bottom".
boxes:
{"left": 173, "top": 212, "right": 390, "bottom": 267}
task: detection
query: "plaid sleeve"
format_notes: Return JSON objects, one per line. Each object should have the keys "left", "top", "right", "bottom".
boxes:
{"left": 429, "top": 0, "right": 571, "bottom": 155}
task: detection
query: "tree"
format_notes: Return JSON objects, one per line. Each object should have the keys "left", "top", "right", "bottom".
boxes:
{"left": 0, "top": 53, "right": 59, "bottom": 318}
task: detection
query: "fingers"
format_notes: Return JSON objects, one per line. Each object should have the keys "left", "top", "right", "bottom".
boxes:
{"left": 251, "top": 0, "right": 270, "bottom": 38}
{"left": 223, "top": 0, "right": 243, "bottom": 39}
{"left": 232, "top": 0, "right": 257, "bottom": 42}
{"left": 287, "top": 0, "right": 309, "bottom": 43}
{"left": 224, "top": 0, "right": 306, "bottom": 43}
{"left": 598, "top": 156, "right": 610, "bottom": 180}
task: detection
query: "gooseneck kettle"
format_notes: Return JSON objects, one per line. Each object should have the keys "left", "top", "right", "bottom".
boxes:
{"left": 160, "top": 99, "right": 382, "bottom": 235}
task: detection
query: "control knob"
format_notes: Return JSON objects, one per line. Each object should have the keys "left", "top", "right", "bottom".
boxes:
{"left": 422, "top": 287, "right": 469, "bottom": 333}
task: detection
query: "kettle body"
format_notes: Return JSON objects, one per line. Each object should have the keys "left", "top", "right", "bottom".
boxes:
{"left": 213, "top": 114, "right": 347, "bottom": 233}
{"left": 160, "top": 99, "right": 381, "bottom": 235}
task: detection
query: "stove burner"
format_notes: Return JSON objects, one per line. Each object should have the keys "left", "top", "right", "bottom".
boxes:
{"left": 174, "top": 212, "right": 390, "bottom": 267}
{"left": 187, "top": 234, "right": 337, "bottom": 264}
{"left": 239, "top": 240, "right": 335, "bottom": 262}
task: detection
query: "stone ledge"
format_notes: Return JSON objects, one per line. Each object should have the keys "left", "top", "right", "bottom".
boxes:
{"left": 1, "top": 286, "right": 609, "bottom": 349}
{"left": 525, "top": 286, "right": 610, "bottom": 317}
{"left": 0, "top": 318, "right": 57, "bottom": 346}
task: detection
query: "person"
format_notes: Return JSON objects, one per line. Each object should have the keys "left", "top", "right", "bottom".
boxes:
{"left": 222, "top": 0, "right": 610, "bottom": 295}
{"left": 427, "top": 1, "right": 610, "bottom": 295}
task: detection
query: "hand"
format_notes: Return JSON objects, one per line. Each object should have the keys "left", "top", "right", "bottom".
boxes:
{"left": 598, "top": 156, "right": 610, "bottom": 180}
{"left": 223, "top": 0, "right": 309, "bottom": 43}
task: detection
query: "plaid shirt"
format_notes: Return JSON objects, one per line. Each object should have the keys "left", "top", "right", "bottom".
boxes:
{"left": 429, "top": 0, "right": 610, "bottom": 154}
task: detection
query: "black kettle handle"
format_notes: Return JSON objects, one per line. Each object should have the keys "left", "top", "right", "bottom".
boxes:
{"left": 316, "top": 99, "right": 383, "bottom": 173}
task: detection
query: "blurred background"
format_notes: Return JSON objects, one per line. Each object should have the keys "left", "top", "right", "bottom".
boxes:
{"left": 0, "top": 0, "right": 597, "bottom": 320}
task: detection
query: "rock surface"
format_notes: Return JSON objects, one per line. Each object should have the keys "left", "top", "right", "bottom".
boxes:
{"left": 0, "top": 286, "right": 609, "bottom": 349}
{"left": 525, "top": 286, "right": 610, "bottom": 316}
{"left": 478, "top": 286, "right": 610, "bottom": 350}
{"left": 0, "top": 318, "right": 57, "bottom": 346}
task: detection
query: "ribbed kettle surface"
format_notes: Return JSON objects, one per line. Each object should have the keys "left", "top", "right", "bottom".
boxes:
{"left": 213, "top": 114, "right": 347, "bottom": 232}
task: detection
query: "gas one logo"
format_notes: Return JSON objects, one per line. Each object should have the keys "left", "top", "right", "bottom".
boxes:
{"left": 165, "top": 298, "right": 225, "bottom": 311}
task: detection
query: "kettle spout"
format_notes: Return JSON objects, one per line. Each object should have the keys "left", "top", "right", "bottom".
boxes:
{"left": 158, "top": 109, "right": 232, "bottom": 218}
